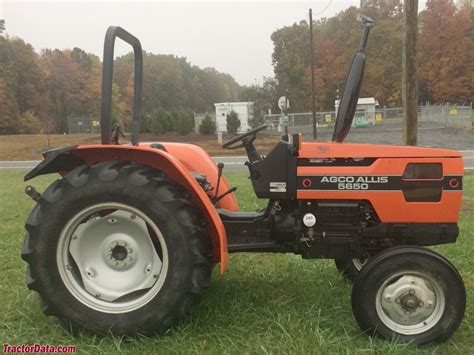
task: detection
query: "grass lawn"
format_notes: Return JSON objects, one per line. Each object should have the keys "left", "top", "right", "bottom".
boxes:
{"left": 0, "top": 170, "right": 473, "bottom": 354}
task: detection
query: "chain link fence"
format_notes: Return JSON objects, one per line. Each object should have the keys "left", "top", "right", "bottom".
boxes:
{"left": 67, "top": 116, "right": 101, "bottom": 134}
{"left": 264, "top": 103, "right": 472, "bottom": 135}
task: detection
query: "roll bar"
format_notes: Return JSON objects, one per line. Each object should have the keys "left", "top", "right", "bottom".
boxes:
{"left": 100, "top": 26, "right": 143, "bottom": 145}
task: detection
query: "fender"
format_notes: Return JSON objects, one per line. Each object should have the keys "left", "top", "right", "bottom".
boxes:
{"left": 25, "top": 144, "right": 230, "bottom": 273}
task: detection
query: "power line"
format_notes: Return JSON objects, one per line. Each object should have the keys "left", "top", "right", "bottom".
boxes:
{"left": 312, "top": 0, "right": 333, "bottom": 18}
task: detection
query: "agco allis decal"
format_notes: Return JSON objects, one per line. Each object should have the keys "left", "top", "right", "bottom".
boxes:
{"left": 300, "top": 175, "right": 391, "bottom": 191}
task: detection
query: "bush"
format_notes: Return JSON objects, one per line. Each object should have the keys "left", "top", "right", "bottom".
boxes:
{"left": 156, "top": 111, "right": 174, "bottom": 133}
{"left": 199, "top": 115, "right": 216, "bottom": 135}
{"left": 17, "top": 110, "right": 41, "bottom": 134}
{"left": 226, "top": 110, "right": 240, "bottom": 135}
{"left": 142, "top": 109, "right": 175, "bottom": 134}
{"left": 175, "top": 110, "right": 194, "bottom": 135}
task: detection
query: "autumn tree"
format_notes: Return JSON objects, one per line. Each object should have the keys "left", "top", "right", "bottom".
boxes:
{"left": 0, "top": 34, "right": 243, "bottom": 135}
{"left": 418, "top": 0, "right": 474, "bottom": 103}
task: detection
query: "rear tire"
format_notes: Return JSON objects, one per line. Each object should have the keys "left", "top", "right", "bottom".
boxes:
{"left": 21, "top": 161, "right": 212, "bottom": 335}
{"left": 351, "top": 246, "right": 465, "bottom": 344}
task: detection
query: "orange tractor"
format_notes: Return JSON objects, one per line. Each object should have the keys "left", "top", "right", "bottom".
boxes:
{"left": 22, "top": 16, "right": 465, "bottom": 344}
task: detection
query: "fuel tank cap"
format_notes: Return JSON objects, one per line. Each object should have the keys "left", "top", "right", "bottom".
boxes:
{"left": 302, "top": 213, "right": 316, "bottom": 227}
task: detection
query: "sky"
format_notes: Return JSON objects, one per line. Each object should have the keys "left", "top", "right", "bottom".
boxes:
{"left": 0, "top": 1, "right": 423, "bottom": 86}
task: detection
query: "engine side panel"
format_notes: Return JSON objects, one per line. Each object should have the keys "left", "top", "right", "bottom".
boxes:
{"left": 297, "top": 156, "right": 463, "bottom": 223}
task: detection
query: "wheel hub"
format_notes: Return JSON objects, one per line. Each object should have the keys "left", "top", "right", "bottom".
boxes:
{"left": 111, "top": 244, "right": 128, "bottom": 261}
{"left": 400, "top": 293, "right": 420, "bottom": 312}
{"left": 105, "top": 241, "right": 134, "bottom": 268}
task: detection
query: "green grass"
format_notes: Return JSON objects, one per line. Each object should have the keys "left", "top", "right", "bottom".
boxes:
{"left": 1, "top": 171, "right": 473, "bottom": 354}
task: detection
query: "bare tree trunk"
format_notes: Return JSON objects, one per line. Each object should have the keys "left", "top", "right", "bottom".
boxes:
{"left": 402, "top": 0, "right": 418, "bottom": 146}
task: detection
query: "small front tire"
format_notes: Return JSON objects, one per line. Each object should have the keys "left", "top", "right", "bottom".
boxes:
{"left": 351, "top": 246, "right": 465, "bottom": 344}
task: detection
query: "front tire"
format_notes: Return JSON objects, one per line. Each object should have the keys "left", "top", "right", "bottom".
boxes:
{"left": 351, "top": 246, "right": 465, "bottom": 344}
{"left": 21, "top": 161, "right": 212, "bottom": 334}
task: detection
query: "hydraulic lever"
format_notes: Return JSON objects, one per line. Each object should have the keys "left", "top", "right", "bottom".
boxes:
{"left": 213, "top": 162, "right": 224, "bottom": 202}
{"left": 213, "top": 187, "right": 237, "bottom": 205}
{"left": 212, "top": 162, "right": 237, "bottom": 205}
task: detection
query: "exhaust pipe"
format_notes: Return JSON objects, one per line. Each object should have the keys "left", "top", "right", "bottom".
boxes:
{"left": 332, "top": 15, "right": 373, "bottom": 143}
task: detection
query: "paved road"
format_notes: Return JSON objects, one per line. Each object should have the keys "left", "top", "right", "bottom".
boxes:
{"left": 1, "top": 150, "right": 473, "bottom": 173}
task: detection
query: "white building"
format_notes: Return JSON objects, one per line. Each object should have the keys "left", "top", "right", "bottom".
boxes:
{"left": 214, "top": 102, "right": 254, "bottom": 133}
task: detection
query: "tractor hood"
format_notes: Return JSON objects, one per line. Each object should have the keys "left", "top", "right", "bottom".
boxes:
{"left": 299, "top": 142, "right": 463, "bottom": 159}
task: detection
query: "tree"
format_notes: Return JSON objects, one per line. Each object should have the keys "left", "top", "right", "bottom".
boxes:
{"left": 17, "top": 110, "right": 41, "bottom": 134}
{"left": 241, "top": 77, "right": 280, "bottom": 128}
{"left": 114, "top": 52, "right": 241, "bottom": 122}
{"left": 418, "top": 0, "right": 474, "bottom": 103}
{"left": 175, "top": 110, "right": 194, "bottom": 135}
{"left": 0, "top": 77, "right": 20, "bottom": 134}
{"left": 226, "top": 110, "right": 240, "bottom": 135}
{"left": 199, "top": 115, "right": 216, "bottom": 135}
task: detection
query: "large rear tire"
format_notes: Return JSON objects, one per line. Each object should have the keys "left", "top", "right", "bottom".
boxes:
{"left": 21, "top": 161, "right": 212, "bottom": 334}
{"left": 351, "top": 246, "right": 465, "bottom": 344}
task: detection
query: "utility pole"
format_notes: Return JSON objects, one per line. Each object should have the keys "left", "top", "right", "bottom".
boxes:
{"left": 309, "top": 9, "right": 317, "bottom": 139}
{"left": 402, "top": 0, "right": 418, "bottom": 146}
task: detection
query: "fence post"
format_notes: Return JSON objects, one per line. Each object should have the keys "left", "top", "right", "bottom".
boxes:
{"left": 383, "top": 106, "right": 386, "bottom": 130}
{"left": 445, "top": 103, "right": 449, "bottom": 129}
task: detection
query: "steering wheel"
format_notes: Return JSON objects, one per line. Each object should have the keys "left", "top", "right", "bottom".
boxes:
{"left": 222, "top": 124, "right": 268, "bottom": 150}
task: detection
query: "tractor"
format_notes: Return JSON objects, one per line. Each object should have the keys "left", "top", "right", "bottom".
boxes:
{"left": 22, "top": 16, "right": 465, "bottom": 344}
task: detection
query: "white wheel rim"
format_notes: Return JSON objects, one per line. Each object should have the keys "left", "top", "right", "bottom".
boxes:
{"left": 57, "top": 202, "right": 169, "bottom": 314}
{"left": 352, "top": 258, "right": 368, "bottom": 271}
{"left": 375, "top": 272, "right": 445, "bottom": 335}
